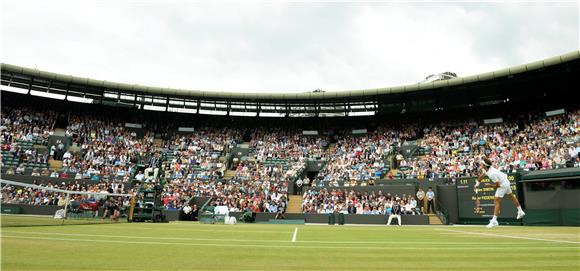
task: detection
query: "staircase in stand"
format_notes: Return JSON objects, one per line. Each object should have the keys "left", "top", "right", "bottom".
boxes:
{"left": 327, "top": 143, "right": 336, "bottom": 153}
{"left": 223, "top": 170, "right": 236, "bottom": 180}
{"left": 153, "top": 138, "right": 164, "bottom": 147}
{"left": 48, "top": 159, "right": 63, "bottom": 171}
{"left": 53, "top": 128, "right": 66, "bottom": 137}
{"left": 286, "top": 195, "right": 303, "bottom": 213}
{"left": 428, "top": 214, "right": 443, "bottom": 225}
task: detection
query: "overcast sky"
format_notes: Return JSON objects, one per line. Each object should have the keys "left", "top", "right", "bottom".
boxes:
{"left": 1, "top": 0, "right": 578, "bottom": 93}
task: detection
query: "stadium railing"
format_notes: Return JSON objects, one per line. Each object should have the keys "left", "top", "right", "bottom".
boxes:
{"left": 435, "top": 200, "right": 450, "bottom": 225}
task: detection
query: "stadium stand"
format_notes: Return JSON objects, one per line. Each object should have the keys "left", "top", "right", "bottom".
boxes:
{"left": 1, "top": 53, "right": 579, "bottom": 222}
{"left": 2, "top": 106, "right": 578, "bottom": 215}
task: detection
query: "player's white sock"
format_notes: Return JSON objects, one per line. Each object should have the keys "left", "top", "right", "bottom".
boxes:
{"left": 492, "top": 215, "right": 498, "bottom": 221}
{"left": 517, "top": 206, "right": 523, "bottom": 212}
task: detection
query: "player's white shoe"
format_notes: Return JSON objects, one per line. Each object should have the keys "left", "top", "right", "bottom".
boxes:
{"left": 517, "top": 210, "right": 526, "bottom": 219}
{"left": 486, "top": 220, "right": 498, "bottom": 228}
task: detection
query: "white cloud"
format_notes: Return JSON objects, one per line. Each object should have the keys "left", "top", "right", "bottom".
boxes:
{"left": 1, "top": 0, "right": 578, "bottom": 93}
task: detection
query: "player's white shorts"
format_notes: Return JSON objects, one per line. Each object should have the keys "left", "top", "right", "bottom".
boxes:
{"left": 495, "top": 185, "right": 513, "bottom": 198}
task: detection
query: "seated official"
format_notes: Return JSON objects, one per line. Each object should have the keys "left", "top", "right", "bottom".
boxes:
{"left": 387, "top": 201, "right": 402, "bottom": 226}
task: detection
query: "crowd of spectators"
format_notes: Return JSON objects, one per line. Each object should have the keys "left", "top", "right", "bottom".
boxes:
{"left": 157, "top": 177, "right": 290, "bottom": 212}
{"left": 301, "top": 188, "right": 421, "bottom": 215}
{"left": 205, "top": 129, "right": 322, "bottom": 212}
{"left": 314, "top": 127, "right": 417, "bottom": 186}
{"left": 0, "top": 180, "right": 127, "bottom": 206}
{"left": 1, "top": 107, "right": 55, "bottom": 172}
{"left": 1, "top": 107, "right": 55, "bottom": 144}
{"left": 63, "top": 114, "right": 165, "bottom": 182}
{"left": 398, "top": 110, "right": 580, "bottom": 179}
{"left": 2, "top": 106, "right": 579, "bottom": 213}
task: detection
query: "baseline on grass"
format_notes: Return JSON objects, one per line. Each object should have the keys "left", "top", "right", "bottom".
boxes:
{"left": 0, "top": 179, "right": 135, "bottom": 227}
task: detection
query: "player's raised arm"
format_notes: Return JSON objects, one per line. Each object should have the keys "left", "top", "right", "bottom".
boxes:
{"left": 475, "top": 168, "right": 486, "bottom": 188}
{"left": 477, "top": 170, "right": 485, "bottom": 181}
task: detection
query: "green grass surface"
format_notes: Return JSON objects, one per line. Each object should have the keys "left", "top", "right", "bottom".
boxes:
{"left": 1, "top": 215, "right": 579, "bottom": 270}
{"left": 1, "top": 214, "right": 127, "bottom": 227}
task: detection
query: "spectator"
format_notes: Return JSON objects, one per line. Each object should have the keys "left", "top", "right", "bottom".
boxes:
{"left": 135, "top": 170, "right": 145, "bottom": 182}
{"left": 295, "top": 178, "right": 303, "bottom": 194}
{"left": 50, "top": 171, "right": 59, "bottom": 178}
{"left": 416, "top": 188, "right": 425, "bottom": 214}
{"left": 15, "top": 163, "right": 25, "bottom": 175}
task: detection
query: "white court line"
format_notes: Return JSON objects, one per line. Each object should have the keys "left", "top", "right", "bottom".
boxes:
{"left": 304, "top": 223, "right": 451, "bottom": 227}
{"left": 292, "top": 227, "right": 298, "bottom": 242}
{"left": 1, "top": 231, "right": 290, "bottom": 243}
{"left": 2, "top": 235, "right": 578, "bottom": 250}
{"left": 80, "top": 224, "right": 291, "bottom": 234}
{"left": 2, "top": 231, "right": 577, "bottom": 246}
{"left": 0, "top": 214, "right": 53, "bottom": 218}
{"left": 436, "top": 229, "right": 580, "bottom": 245}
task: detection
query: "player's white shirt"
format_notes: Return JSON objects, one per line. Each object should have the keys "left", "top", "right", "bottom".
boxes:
{"left": 486, "top": 166, "right": 510, "bottom": 187}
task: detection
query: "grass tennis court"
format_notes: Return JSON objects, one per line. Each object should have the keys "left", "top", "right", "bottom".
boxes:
{"left": 1, "top": 215, "right": 579, "bottom": 270}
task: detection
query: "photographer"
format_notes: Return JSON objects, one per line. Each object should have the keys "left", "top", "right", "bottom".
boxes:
{"left": 107, "top": 198, "right": 120, "bottom": 222}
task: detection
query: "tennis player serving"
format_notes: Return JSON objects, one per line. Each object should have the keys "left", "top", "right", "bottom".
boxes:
{"left": 475, "top": 157, "right": 525, "bottom": 228}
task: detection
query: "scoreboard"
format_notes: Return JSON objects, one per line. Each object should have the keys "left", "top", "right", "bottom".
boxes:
{"left": 456, "top": 174, "right": 519, "bottom": 219}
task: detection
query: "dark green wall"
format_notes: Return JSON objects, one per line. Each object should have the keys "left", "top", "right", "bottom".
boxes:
{"left": 436, "top": 185, "right": 459, "bottom": 224}
{"left": 522, "top": 177, "right": 580, "bottom": 226}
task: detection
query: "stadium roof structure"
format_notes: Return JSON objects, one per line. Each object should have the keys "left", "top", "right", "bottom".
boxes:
{"left": 1, "top": 50, "right": 579, "bottom": 117}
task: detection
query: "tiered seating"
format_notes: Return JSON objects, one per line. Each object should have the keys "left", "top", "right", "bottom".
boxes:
{"left": 1, "top": 137, "right": 49, "bottom": 173}
{"left": 2, "top": 106, "right": 579, "bottom": 212}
